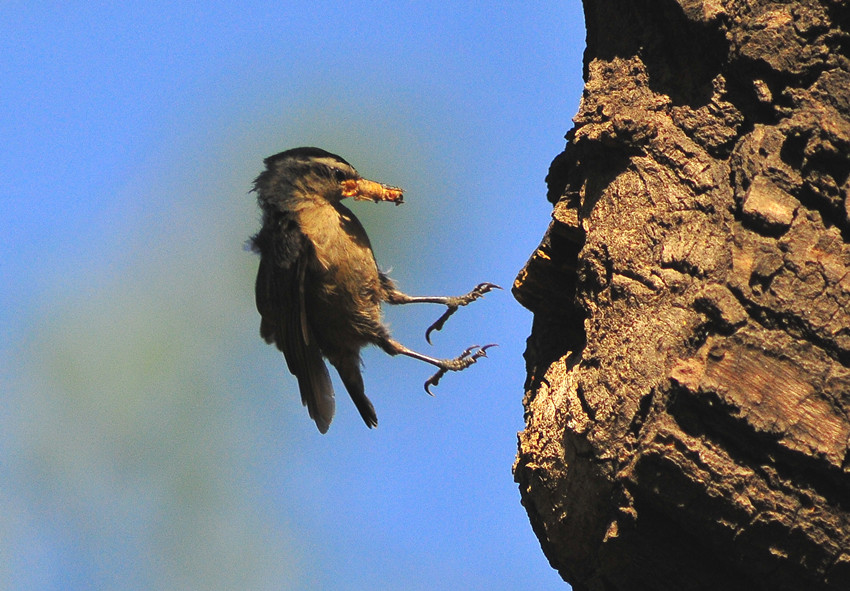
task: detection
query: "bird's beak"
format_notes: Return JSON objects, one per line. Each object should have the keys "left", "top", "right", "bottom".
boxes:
{"left": 341, "top": 178, "right": 404, "bottom": 205}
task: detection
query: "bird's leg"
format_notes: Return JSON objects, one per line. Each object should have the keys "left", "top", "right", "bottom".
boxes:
{"left": 381, "top": 278, "right": 502, "bottom": 343}
{"left": 379, "top": 337, "right": 497, "bottom": 394}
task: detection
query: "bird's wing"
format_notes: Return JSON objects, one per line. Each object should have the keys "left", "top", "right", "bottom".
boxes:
{"left": 254, "top": 216, "right": 335, "bottom": 433}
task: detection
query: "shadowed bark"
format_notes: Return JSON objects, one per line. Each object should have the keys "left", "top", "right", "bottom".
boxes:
{"left": 513, "top": 1, "right": 850, "bottom": 590}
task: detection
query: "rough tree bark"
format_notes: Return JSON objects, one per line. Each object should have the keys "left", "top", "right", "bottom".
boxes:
{"left": 512, "top": 1, "right": 850, "bottom": 590}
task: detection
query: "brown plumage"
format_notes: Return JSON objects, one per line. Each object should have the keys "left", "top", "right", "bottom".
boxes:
{"left": 250, "top": 147, "right": 498, "bottom": 433}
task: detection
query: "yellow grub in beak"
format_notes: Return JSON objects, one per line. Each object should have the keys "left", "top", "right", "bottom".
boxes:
{"left": 341, "top": 178, "right": 404, "bottom": 204}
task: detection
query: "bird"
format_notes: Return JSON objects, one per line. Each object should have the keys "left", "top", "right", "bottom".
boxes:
{"left": 250, "top": 147, "right": 499, "bottom": 433}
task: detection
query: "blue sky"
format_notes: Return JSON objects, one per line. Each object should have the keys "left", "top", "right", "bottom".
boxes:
{"left": 1, "top": 3, "right": 584, "bottom": 589}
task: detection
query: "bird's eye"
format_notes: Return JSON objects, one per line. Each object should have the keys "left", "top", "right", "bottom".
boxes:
{"left": 331, "top": 167, "right": 348, "bottom": 182}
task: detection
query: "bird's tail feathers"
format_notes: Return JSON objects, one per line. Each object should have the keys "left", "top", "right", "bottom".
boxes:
{"left": 299, "top": 343, "right": 335, "bottom": 434}
{"left": 333, "top": 355, "right": 378, "bottom": 429}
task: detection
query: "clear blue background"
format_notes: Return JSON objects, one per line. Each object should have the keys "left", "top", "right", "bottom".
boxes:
{"left": 1, "top": 3, "right": 584, "bottom": 589}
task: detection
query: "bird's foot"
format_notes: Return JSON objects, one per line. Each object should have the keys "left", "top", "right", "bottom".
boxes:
{"left": 424, "top": 344, "right": 497, "bottom": 395}
{"left": 448, "top": 282, "right": 502, "bottom": 307}
{"left": 425, "top": 283, "right": 502, "bottom": 344}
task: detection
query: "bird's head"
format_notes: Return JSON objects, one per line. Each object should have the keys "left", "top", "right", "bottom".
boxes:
{"left": 254, "top": 147, "right": 403, "bottom": 208}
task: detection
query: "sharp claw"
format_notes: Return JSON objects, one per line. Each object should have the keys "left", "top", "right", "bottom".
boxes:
{"left": 425, "top": 308, "right": 456, "bottom": 344}
{"left": 464, "top": 282, "right": 502, "bottom": 302}
{"left": 424, "top": 371, "right": 444, "bottom": 395}
{"left": 478, "top": 343, "right": 498, "bottom": 356}
{"left": 476, "top": 282, "right": 503, "bottom": 294}
{"left": 422, "top": 344, "right": 498, "bottom": 394}
{"left": 424, "top": 283, "right": 502, "bottom": 344}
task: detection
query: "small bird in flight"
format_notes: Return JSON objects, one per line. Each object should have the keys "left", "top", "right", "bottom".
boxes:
{"left": 250, "top": 147, "right": 498, "bottom": 433}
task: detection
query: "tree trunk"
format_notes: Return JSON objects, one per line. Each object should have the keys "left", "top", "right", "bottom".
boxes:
{"left": 512, "top": 1, "right": 850, "bottom": 590}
